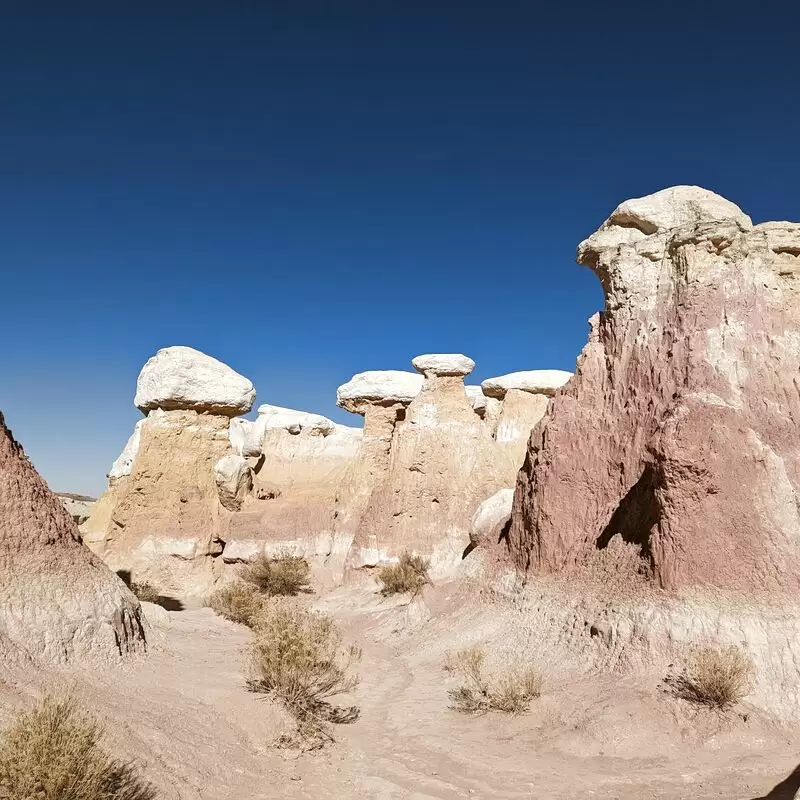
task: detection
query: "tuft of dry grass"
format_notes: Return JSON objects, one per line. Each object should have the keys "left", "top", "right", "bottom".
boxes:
{"left": 0, "top": 694, "right": 156, "bottom": 800}
{"left": 240, "top": 552, "right": 312, "bottom": 597}
{"left": 377, "top": 552, "right": 430, "bottom": 597}
{"left": 129, "top": 582, "right": 160, "bottom": 604}
{"left": 673, "top": 645, "right": 754, "bottom": 709}
{"left": 447, "top": 647, "right": 542, "bottom": 715}
{"left": 207, "top": 581, "right": 266, "bottom": 627}
{"left": 247, "top": 604, "right": 361, "bottom": 748}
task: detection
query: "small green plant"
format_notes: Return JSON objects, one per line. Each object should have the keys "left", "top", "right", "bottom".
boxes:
{"left": 377, "top": 552, "right": 430, "bottom": 597}
{"left": 247, "top": 604, "right": 361, "bottom": 748}
{"left": 674, "top": 645, "right": 753, "bottom": 708}
{"left": 129, "top": 582, "right": 160, "bottom": 604}
{"left": 240, "top": 551, "right": 312, "bottom": 597}
{"left": 207, "top": 581, "right": 266, "bottom": 627}
{"left": 0, "top": 694, "right": 156, "bottom": 800}
{"left": 447, "top": 647, "right": 542, "bottom": 715}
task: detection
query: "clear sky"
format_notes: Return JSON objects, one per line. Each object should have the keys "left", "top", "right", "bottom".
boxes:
{"left": 1, "top": 1, "right": 798, "bottom": 496}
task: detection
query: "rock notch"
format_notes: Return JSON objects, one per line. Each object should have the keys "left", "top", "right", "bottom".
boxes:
{"left": 0, "top": 411, "right": 145, "bottom": 664}
{"left": 510, "top": 185, "right": 800, "bottom": 593}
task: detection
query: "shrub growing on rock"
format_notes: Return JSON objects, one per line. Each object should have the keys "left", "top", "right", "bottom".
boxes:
{"left": 377, "top": 552, "right": 430, "bottom": 597}
{"left": 207, "top": 581, "right": 265, "bottom": 627}
{"left": 0, "top": 694, "right": 156, "bottom": 800}
{"left": 241, "top": 552, "right": 312, "bottom": 597}
{"left": 447, "top": 647, "right": 541, "bottom": 715}
{"left": 247, "top": 604, "right": 361, "bottom": 747}
{"left": 675, "top": 645, "right": 753, "bottom": 708}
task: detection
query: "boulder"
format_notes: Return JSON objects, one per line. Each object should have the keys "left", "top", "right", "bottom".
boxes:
{"left": 470, "top": 488, "right": 514, "bottom": 547}
{"left": 0, "top": 411, "right": 145, "bottom": 664}
{"left": 134, "top": 346, "right": 256, "bottom": 416}
{"left": 213, "top": 453, "right": 252, "bottom": 511}
{"left": 509, "top": 186, "right": 800, "bottom": 593}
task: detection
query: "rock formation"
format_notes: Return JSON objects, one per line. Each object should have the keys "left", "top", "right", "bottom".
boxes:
{"left": 83, "top": 346, "right": 256, "bottom": 599}
{"left": 0, "top": 411, "right": 145, "bottom": 664}
{"left": 220, "top": 404, "right": 362, "bottom": 573}
{"left": 57, "top": 492, "right": 96, "bottom": 525}
{"left": 510, "top": 185, "right": 800, "bottom": 593}
{"left": 481, "top": 370, "right": 572, "bottom": 481}
{"left": 347, "top": 355, "right": 504, "bottom": 573}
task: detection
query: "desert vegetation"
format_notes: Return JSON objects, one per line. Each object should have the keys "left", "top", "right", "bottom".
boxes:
{"left": 207, "top": 581, "right": 266, "bottom": 626}
{"left": 247, "top": 603, "right": 361, "bottom": 748}
{"left": 0, "top": 694, "right": 156, "bottom": 800}
{"left": 377, "top": 551, "right": 430, "bottom": 597}
{"left": 241, "top": 551, "right": 312, "bottom": 596}
{"left": 446, "top": 647, "right": 542, "bottom": 714}
{"left": 129, "top": 581, "right": 160, "bottom": 604}
{"left": 672, "top": 645, "right": 754, "bottom": 709}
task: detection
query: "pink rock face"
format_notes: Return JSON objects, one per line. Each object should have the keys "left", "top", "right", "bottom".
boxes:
{"left": 510, "top": 186, "right": 800, "bottom": 593}
{"left": 0, "top": 411, "right": 145, "bottom": 664}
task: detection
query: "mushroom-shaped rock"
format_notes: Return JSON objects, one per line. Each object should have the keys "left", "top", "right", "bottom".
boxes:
{"left": 336, "top": 370, "right": 423, "bottom": 414}
{"left": 213, "top": 453, "right": 252, "bottom": 512}
{"left": 256, "top": 404, "right": 337, "bottom": 436}
{"left": 481, "top": 370, "right": 572, "bottom": 399}
{"left": 411, "top": 354, "right": 475, "bottom": 377}
{"left": 108, "top": 420, "right": 144, "bottom": 480}
{"left": 469, "top": 488, "right": 514, "bottom": 547}
{"left": 465, "top": 386, "right": 487, "bottom": 416}
{"left": 134, "top": 346, "right": 256, "bottom": 416}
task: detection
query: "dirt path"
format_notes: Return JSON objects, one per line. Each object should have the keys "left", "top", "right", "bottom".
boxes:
{"left": 24, "top": 586, "right": 799, "bottom": 799}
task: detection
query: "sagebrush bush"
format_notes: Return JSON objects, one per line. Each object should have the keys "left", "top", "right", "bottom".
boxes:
{"left": 675, "top": 645, "right": 753, "bottom": 708}
{"left": 129, "top": 582, "right": 160, "bottom": 604}
{"left": 377, "top": 552, "right": 430, "bottom": 596}
{"left": 447, "top": 647, "right": 541, "bottom": 715}
{"left": 207, "top": 581, "right": 265, "bottom": 626}
{"left": 248, "top": 604, "right": 361, "bottom": 747}
{"left": 0, "top": 695, "right": 156, "bottom": 800}
{"left": 241, "top": 552, "right": 311, "bottom": 596}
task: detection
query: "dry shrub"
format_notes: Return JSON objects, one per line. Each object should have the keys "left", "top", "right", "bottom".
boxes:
{"left": 377, "top": 552, "right": 430, "bottom": 597}
{"left": 447, "top": 647, "right": 541, "bottom": 715}
{"left": 207, "top": 581, "right": 265, "bottom": 627}
{"left": 0, "top": 695, "right": 156, "bottom": 800}
{"left": 247, "top": 604, "right": 361, "bottom": 748}
{"left": 240, "top": 552, "right": 311, "bottom": 597}
{"left": 674, "top": 645, "right": 754, "bottom": 708}
{"left": 566, "top": 535, "right": 651, "bottom": 596}
{"left": 129, "top": 582, "right": 160, "bottom": 604}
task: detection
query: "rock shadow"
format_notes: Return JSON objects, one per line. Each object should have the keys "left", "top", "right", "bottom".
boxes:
{"left": 751, "top": 764, "right": 800, "bottom": 799}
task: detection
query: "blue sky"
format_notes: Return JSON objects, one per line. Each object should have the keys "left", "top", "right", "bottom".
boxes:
{"left": 1, "top": 1, "right": 798, "bottom": 495}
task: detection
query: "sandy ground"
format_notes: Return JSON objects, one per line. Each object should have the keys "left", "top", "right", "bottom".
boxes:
{"left": 4, "top": 580, "right": 800, "bottom": 800}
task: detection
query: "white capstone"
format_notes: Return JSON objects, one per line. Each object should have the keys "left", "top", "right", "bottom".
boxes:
{"left": 336, "top": 370, "right": 423, "bottom": 414}
{"left": 481, "top": 370, "right": 572, "bottom": 399}
{"left": 108, "top": 420, "right": 144, "bottom": 479}
{"left": 256, "top": 404, "right": 337, "bottom": 435}
{"left": 228, "top": 417, "right": 264, "bottom": 458}
{"left": 607, "top": 186, "right": 752, "bottom": 235}
{"left": 134, "top": 346, "right": 256, "bottom": 416}
{"left": 465, "top": 386, "right": 487, "bottom": 414}
{"left": 411, "top": 353, "right": 475, "bottom": 377}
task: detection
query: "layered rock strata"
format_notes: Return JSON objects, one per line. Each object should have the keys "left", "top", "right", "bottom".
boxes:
{"left": 0, "top": 411, "right": 145, "bottom": 664}
{"left": 510, "top": 185, "right": 800, "bottom": 593}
